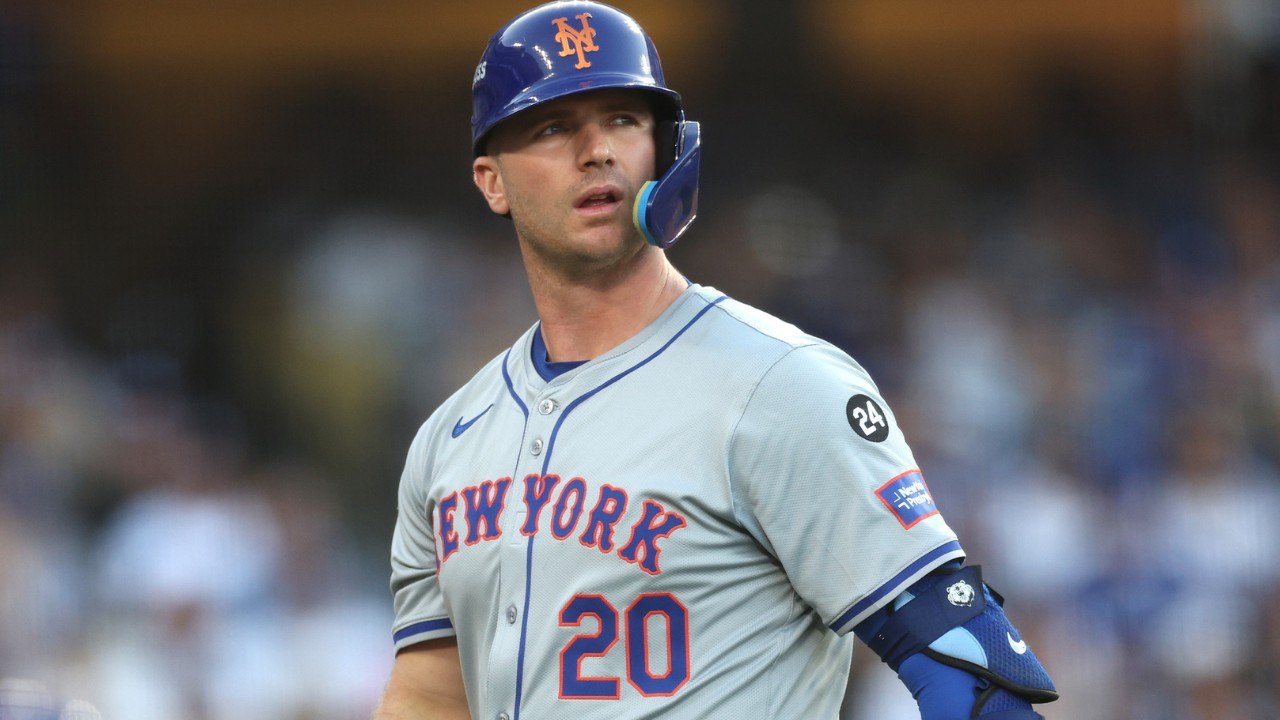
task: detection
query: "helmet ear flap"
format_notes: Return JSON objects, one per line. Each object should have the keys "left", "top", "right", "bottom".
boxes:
{"left": 634, "top": 121, "right": 700, "bottom": 249}
{"left": 653, "top": 119, "right": 680, "bottom": 177}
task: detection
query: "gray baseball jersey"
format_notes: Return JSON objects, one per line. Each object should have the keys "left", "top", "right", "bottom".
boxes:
{"left": 390, "top": 283, "right": 964, "bottom": 720}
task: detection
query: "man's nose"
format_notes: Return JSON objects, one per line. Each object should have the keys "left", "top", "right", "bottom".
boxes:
{"left": 577, "top": 123, "right": 615, "bottom": 169}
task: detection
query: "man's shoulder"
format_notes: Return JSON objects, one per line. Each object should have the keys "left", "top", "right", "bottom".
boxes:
{"left": 410, "top": 331, "right": 531, "bottom": 442}
{"left": 444, "top": 349, "right": 512, "bottom": 406}
{"left": 697, "top": 290, "right": 822, "bottom": 353}
{"left": 694, "top": 289, "right": 876, "bottom": 391}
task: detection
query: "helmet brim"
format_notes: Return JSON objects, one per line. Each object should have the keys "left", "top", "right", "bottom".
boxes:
{"left": 473, "top": 76, "right": 681, "bottom": 157}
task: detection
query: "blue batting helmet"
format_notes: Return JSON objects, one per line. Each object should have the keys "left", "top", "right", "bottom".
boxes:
{"left": 471, "top": 1, "right": 700, "bottom": 248}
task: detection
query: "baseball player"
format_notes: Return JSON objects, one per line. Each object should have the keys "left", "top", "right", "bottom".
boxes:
{"left": 375, "top": 3, "right": 1058, "bottom": 719}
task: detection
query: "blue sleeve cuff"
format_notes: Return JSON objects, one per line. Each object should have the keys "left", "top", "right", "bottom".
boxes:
{"left": 831, "top": 541, "right": 965, "bottom": 634}
{"left": 392, "top": 617, "right": 454, "bottom": 644}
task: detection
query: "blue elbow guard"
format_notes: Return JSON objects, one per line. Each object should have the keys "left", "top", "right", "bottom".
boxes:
{"left": 861, "top": 565, "right": 1058, "bottom": 708}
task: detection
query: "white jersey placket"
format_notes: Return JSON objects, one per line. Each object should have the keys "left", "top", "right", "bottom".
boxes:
{"left": 475, "top": 354, "right": 530, "bottom": 720}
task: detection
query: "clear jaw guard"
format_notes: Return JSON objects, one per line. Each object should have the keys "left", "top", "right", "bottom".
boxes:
{"left": 633, "top": 121, "right": 701, "bottom": 249}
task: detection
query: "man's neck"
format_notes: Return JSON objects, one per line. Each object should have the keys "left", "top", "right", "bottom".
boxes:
{"left": 523, "top": 244, "right": 687, "bottom": 363}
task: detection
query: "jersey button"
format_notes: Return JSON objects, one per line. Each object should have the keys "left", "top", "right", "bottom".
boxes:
{"left": 497, "top": 713, "right": 510, "bottom": 720}
{"left": 530, "top": 438, "right": 544, "bottom": 456}
{"left": 506, "top": 605, "right": 517, "bottom": 624}
{"left": 538, "top": 398, "right": 557, "bottom": 415}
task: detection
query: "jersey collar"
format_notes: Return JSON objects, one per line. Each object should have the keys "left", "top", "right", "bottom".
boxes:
{"left": 504, "top": 283, "right": 720, "bottom": 399}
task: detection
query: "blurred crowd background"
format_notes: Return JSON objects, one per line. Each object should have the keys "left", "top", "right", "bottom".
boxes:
{"left": 2, "top": 0, "right": 1279, "bottom": 718}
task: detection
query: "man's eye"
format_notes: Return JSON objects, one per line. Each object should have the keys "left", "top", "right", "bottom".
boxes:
{"left": 538, "top": 123, "right": 566, "bottom": 136}
{"left": 611, "top": 114, "right": 640, "bottom": 126}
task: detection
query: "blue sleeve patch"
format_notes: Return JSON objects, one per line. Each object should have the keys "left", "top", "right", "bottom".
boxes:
{"left": 875, "top": 470, "right": 939, "bottom": 529}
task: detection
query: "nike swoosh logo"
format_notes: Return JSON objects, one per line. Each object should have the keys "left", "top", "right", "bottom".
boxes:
{"left": 451, "top": 404, "right": 494, "bottom": 438}
{"left": 1007, "top": 632, "right": 1027, "bottom": 655}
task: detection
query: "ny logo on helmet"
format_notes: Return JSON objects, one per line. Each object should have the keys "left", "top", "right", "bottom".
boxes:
{"left": 552, "top": 13, "right": 599, "bottom": 69}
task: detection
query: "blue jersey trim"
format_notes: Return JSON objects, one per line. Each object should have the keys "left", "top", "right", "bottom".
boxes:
{"left": 502, "top": 348, "right": 530, "bottom": 418}
{"left": 513, "top": 530, "right": 537, "bottom": 717}
{"left": 512, "top": 294, "right": 726, "bottom": 720}
{"left": 543, "top": 295, "right": 728, "bottom": 467}
{"left": 531, "top": 325, "right": 588, "bottom": 381}
{"left": 829, "top": 539, "right": 965, "bottom": 633}
{"left": 506, "top": 343, "right": 534, "bottom": 717}
{"left": 392, "top": 617, "right": 454, "bottom": 643}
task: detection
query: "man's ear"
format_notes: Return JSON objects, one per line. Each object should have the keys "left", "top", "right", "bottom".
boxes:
{"left": 472, "top": 156, "right": 510, "bottom": 216}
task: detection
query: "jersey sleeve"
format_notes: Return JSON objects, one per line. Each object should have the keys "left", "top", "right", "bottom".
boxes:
{"left": 728, "top": 342, "right": 965, "bottom": 635}
{"left": 390, "top": 428, "right": 456, "bottom": 650}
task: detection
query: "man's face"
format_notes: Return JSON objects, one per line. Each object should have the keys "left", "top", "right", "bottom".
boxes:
{"left": 473, "top": 89, "right": 658, "bottom": 274}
